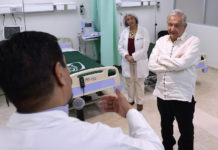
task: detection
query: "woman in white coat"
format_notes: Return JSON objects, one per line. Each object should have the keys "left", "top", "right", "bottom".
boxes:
{"left": 118, "top": 14, "right": 150, "bottom": 111}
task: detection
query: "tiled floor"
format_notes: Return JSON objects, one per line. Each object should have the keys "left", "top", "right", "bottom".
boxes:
{"left": 0, "top": 67, "right": 218, "bottom": 150}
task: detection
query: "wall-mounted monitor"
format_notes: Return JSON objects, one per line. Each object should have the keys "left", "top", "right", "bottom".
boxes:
{"left": 3, "top": 26, "right": 21, "bottom": 39}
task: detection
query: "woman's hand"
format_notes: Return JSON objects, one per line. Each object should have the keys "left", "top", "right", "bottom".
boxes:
{"left": 125, "top": 55, "right": 136, "bottom": 63}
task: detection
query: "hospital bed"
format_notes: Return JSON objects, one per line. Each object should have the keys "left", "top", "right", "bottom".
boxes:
{"left": 196, "top": 54, "right": 208, "bottom": 73}
{"left": 0, "top": 45, "right": 121, "bottom": 121}
{"left": 62, "top": 48, "right": 121, "bottom": 121}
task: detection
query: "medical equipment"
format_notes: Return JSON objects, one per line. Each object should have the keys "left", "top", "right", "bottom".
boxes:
{"left": 79, "top": 4, "right": 85, "bottom": 15}
{"left": 3, "top": 25, "right": 21, "bottom": 39}
{"left": 81, "top": 21, "right": 100, "bottom": 40}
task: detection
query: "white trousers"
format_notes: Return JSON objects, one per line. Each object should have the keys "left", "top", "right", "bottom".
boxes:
{"left": 125, "top": 63, "right": 145, "bottom": 105}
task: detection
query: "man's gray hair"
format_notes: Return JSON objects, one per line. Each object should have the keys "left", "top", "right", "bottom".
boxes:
{"left": 167, "top": 9, "right": 187, "bottom": 24}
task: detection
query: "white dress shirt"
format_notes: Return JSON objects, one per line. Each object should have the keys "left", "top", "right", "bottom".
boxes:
{"left": 0, "top": 109, "right": 164, "bottom": 150}
{"left": 148, "top": 32, "right": 200, "bottom": 102}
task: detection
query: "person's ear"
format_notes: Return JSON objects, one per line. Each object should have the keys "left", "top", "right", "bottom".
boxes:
{"left": 54, "top": 62, "right": 66, "bottom": 86}
{"left": 184, "top": 23, "right": 187, "bottom": 29}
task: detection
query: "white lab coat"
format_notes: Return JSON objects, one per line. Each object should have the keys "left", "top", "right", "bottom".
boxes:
{"left": 0, "top": 109, "right": 164, "bottom": 150}
{"left": 118, "top": 26, "right": 150, "bottom": 78}
{"left": 148, "top": 32, "right": 200, "bottom": 102}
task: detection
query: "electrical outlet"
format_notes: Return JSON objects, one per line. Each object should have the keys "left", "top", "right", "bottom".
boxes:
{"left": 10, "top": 7, "right": 23, "bottom": 13}
{"left": 54, "top": 2, "right": 76, "bottom": 11}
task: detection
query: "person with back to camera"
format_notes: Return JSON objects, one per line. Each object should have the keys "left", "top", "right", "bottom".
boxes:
{"left": 0, "top": 31, "right": 164, "bottom": 150}
{"left": 148, "top": 9, "right": 200, "bottom": 150}
{"left": 118, "top": 14, "right": 150, "bottom": 111}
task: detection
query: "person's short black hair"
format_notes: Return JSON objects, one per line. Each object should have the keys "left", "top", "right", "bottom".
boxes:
{"left": 0, "top": 31, "right": 65, "bottom": 112}
{"left": 124, "top": 14, "right": 139, "bottom": 27}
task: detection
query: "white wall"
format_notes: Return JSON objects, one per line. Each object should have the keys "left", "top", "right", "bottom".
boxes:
{"left": 186, "top": 23, "right": 218, "bottom": 69}
{"left": 0, "top": 0, "right": 20, "bottom": 5}
{"left": 156, "top": 0, "right": 174, "bottom": 36}
{"left": 175, "top": 0, "right": 205, "bottom": 24}
{"left": 117, "top": 0, "right": 174, "bottom": 43}
{"left": 0, "top": 0, "right": 91, "bottom": 50}
{"left": 0, "top": 0, "right": 174, "bottom": 47}
{"left": 117, "top": 7, "right": 156, "bottom": 42}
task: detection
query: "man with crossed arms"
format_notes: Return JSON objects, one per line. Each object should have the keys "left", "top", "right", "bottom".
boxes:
{"left": 149, "top": 9, "right": 200, "bottom": 150}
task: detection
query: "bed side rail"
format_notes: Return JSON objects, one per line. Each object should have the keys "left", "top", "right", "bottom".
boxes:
{"left": 70, "top": 66, "right": 121, "bottom": 98}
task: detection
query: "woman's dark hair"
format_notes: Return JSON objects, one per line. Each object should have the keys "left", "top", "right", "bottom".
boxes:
{"left": 124, "top": 14, "right": 139, "bottom": 27}
{"left": 0, "top": 31, "right": 65, "bottom": 112}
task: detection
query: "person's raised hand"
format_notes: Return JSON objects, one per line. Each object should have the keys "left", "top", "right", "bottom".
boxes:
{"left": 98, "top": 88, "right": 133, "bottom": 118}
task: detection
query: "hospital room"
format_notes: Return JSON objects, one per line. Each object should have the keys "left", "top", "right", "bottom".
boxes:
{"left": 0, "top": 0, "right": 217, "bottom": 149}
